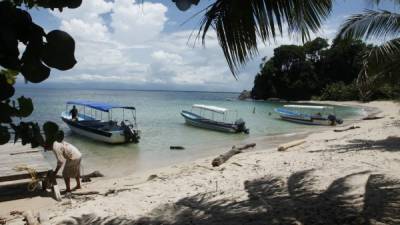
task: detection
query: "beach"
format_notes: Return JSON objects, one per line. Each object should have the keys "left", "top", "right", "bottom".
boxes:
{"left": 1, "top": 100, "right": 400, "bottom": 224}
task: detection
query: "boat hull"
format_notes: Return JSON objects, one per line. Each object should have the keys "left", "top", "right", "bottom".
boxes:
{"left": 181, "top": 111, "right": 240, "bottom": 133}
{"left": 275, "top": 108, "right": 335, "bottom": 126}
{"left": 62, "top": 117, "right": 127, "bottom": 144}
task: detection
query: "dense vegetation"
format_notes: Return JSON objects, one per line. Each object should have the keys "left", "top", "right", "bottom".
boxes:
{"left": 251, "top": 37, "right": 400, "bottom": 101}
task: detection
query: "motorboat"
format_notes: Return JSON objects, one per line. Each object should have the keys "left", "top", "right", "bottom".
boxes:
{"left": 61, "top": 100, "right": 140, "bottom": 144}
{"left": 274, "top": 104, "right": 343, "bottom": 126}
{"left": 181, "top": 104, "right": 249, "bottom": 134}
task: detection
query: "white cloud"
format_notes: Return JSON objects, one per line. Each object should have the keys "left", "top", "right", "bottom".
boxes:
{"left": 111, "top": 0, "right": 167, "bottom": 45}
{"left": 51, "top": 0, "right": 113, "bottom": 23}
{"left": 39, "top": 0, "right": 339, "bottom": 92}
{"left": 61, "top": 19, "right": 109, "bottom": 41}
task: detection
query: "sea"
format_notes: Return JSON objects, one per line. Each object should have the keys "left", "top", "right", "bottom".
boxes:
{"left": 14, "top": 88, "right": 362, "bottom": 177}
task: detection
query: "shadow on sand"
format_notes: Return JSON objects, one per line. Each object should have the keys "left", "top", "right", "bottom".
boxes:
{"left": 310, "top": 136, "right": 400, "bottom": 153}
{"left": 58, "top": 170, "right": 400, "bottom": 225}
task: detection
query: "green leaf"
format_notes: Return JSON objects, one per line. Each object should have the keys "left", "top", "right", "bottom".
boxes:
{"left": 43, "top": 121, "right": 59, "bottom": 146}
{"left": 0, "top": 74, "right": 15, "bottom": 101}
{"left": 32, "top": 122, "right": 44, "bottom": 146}
{"left": 0, "top": 125, "right": 10, "bottom": 145}
{"left": 42, "top": 30, "right": 77, "bottom": 71}
{"left": 16, "top": 96, "right": 33, "bottom": 117}
{"left": 199, "top": 0, "right": 332, "bottom": 76}
{"left": 0, "top": 103, "right": 13, "bottom": 123}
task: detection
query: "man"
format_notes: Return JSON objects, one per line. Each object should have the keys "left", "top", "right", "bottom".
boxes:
{"left": 51, "top": 131, "right": 82, "bottom": 192}
{"left": 69, "top": 105, "right": 78, "bottom": 121}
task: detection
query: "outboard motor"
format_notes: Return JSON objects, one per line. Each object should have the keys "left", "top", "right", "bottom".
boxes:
{"left": 235, "top": 118, "right": 249, "bottom": 134}
{"left": 121, "top": 121, "right": 140, "bottom": 143}
{"left": 328, "top": 114, "right": 343, "bottom": 126}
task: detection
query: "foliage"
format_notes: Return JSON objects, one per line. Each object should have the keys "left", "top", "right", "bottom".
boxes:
{"left": 319, "top": 82, "right": 359, "bottom": 101}
{"left": 251, "top": 37, "right": 382, "bottom": 101}
{"left": 337, "top": 7, "right": 400, "bottom": 99}
{"left": 198, "top": 0, "right": 332, "bottom": 76}
{"left": 0, "top": 0, "right": 80, "bottom": 147}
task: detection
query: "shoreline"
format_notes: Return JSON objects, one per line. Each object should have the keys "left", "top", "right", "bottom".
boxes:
{"left": 2, "top": 100, "right": 397, "bottom": 224}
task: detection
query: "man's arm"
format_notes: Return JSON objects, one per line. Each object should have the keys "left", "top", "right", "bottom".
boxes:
{"left": 54, "top": 161, "right": 63, "bottom": 175}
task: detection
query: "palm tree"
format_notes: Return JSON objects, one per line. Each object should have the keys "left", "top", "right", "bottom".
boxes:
{"left": 337, "top": 8, "right": 400, "bottom": 100}
{"left": 197, "top": 0, "right": 333, "bottom": 77}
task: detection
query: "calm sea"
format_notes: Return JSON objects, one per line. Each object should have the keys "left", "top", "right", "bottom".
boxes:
{"left": 14, "top": 88, "right": 362, "bottom": 177}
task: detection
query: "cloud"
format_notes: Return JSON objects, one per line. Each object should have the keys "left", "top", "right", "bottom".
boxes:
{"left": 111, "top": 0, "right": 167, "bottom": 45}
{"left": 26, "top": 0, "right": 339, "bottom": 92}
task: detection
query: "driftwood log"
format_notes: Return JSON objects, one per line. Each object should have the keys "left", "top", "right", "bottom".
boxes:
{"left": 277, "top": 139, "right": 306, "bottom": 151}
{"left": 334, "top": 125, "right": 360, "bottom": 132}
{"left": 362, "top": 116, "right": 384, "bottom": 120}
{"left": 212, "top": 143, "right": 256, "bottom": 167}
{"left": 55, "top": 171, "right": 104, "bottom": 180}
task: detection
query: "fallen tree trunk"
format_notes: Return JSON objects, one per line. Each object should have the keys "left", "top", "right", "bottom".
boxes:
{"left": 81, "top": 171, "right": 104, "bottom": 179}
{"left": 212, "top": 143, "right": 256, "bottom": 167}
{"left": 334, "top": 125, "right": 360, "bottom": 132}
{"left": 362, "top": 116, "right": 384, "bottom": 120}
{"left": 55, "top": 171, "right": 104, "bottom": 180}
{"left": 278, "top": 139, "right": 306, "bottom": 151}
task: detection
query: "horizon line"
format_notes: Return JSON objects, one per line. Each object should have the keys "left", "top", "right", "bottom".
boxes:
{"left": 15, "top": 86, "right": 243, "bottom": 94}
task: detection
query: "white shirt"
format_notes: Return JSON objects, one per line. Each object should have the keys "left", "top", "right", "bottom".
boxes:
{"left": 52, "top": 141, "right": 82, "bottom": 164}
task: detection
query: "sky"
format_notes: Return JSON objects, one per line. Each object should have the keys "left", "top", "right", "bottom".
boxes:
{"left": 16, "top": 0, "right": 400, "bottom": 92}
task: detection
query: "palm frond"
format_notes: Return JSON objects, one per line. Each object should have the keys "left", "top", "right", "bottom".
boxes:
{"left": 199, "top": 0, "right": 332, "bottom": 76}
{"left": 338, "top": 10, "right": 400, "bottom": 40}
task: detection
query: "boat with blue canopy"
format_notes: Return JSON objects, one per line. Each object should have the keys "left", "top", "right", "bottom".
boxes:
{"left": 61, "top": 100, "right": 140, "bottom": 144}
{"left": 181, "top": 104, "right": 249, "bottom": 134}
{"left": 274, "top": 104, "right": 343, "bottom": 126}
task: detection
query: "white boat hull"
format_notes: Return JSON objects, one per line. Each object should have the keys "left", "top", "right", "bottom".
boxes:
{"left": 67, "top": 124, "right": 126, "bottom": 144}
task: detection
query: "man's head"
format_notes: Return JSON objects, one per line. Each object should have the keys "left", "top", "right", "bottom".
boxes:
{"left": 55, "top": 130, "right": 64, "bottom": 143}
{"left": 73, "top": 105, "right": 76, "bottom": 109}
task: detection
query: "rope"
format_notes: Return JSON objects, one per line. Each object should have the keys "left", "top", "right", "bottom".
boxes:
{"left": 13, "top": 165, "right": 39, "bottom": 192}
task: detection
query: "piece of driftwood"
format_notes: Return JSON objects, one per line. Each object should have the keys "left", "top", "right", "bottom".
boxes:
{"left": 362, "top": 116, "right": 384, "bottom": 120}
{"left": 334, "top": 125, "right": 360, "bottom": 132}
{"left": 71, "top": 191, "right": 100, "bottom": 196}
{"left": 55, "top": 171, "right": 104, "bottom": 180}
{"left": 104, "top": 188, "right": 131, "bottom": 196}
{"left": 277, "top": 139, "right": 306, "bottom": 152}
{"left": 211, "top": 143, "right": 256, "bottom": 167}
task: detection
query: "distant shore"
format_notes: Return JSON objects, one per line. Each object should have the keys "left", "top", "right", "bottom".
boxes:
{"left": 2, "top": 101, "right": 399, "bottom": 225}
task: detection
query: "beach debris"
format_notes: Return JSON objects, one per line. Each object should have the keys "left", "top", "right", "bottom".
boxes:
{"left": 104, "top": 188, "right": 131, "bottom": 196}
{"left": 362, "top": 116, "right": 384, "bottom": 120}
{"left": 81, "top": 170, "right": 104, "bottom": 183}
{"left": 231, "top": 162, "right": 243, "bottom": 167}
{"left": 147, "top": 174, "right": 159, "bottom": 181}
{"left": 212, "top": 143, "right": 256, "bottom": 167}
{"left": 147, "top": 174, "right": 166, "bottom": 181}
{"left": 56, "top": 170, "right": 104, "bottom": 181}
{"left": 334, "top": 125, "right": 360, "bottom": 132}
{"left": 68, "top": 191, "right": 100, "bottom": 201}
{"left": 170, "top": 146, "right": 185, "bottom": 150}
{"left": 71, "top": 191, "right": 100, "bottom": 196}
{"left": 277, "top": 139, "right": 306, "bottom": 151}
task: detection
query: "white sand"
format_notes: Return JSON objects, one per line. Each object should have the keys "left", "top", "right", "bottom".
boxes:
{"left": 2, "top": 101, "right": 400, "bottom": 225}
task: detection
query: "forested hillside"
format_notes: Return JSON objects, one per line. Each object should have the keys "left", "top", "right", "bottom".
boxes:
{"left": 251, "top": 38, "right": 400, "bottom": 101}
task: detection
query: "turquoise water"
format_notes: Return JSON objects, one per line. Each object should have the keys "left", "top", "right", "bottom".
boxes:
{"left": 15, "top": 88, "right": 361, "bottom": 176}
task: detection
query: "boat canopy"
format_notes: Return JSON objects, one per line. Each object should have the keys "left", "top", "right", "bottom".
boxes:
{"left": 192, "top": 104, "right": 229, "bottom": 114}
{"left": 66, "top": 100, "right": 135, "bottom": 112}
{"left": 284, "top": 105, "right": 334, "bottom": 109}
